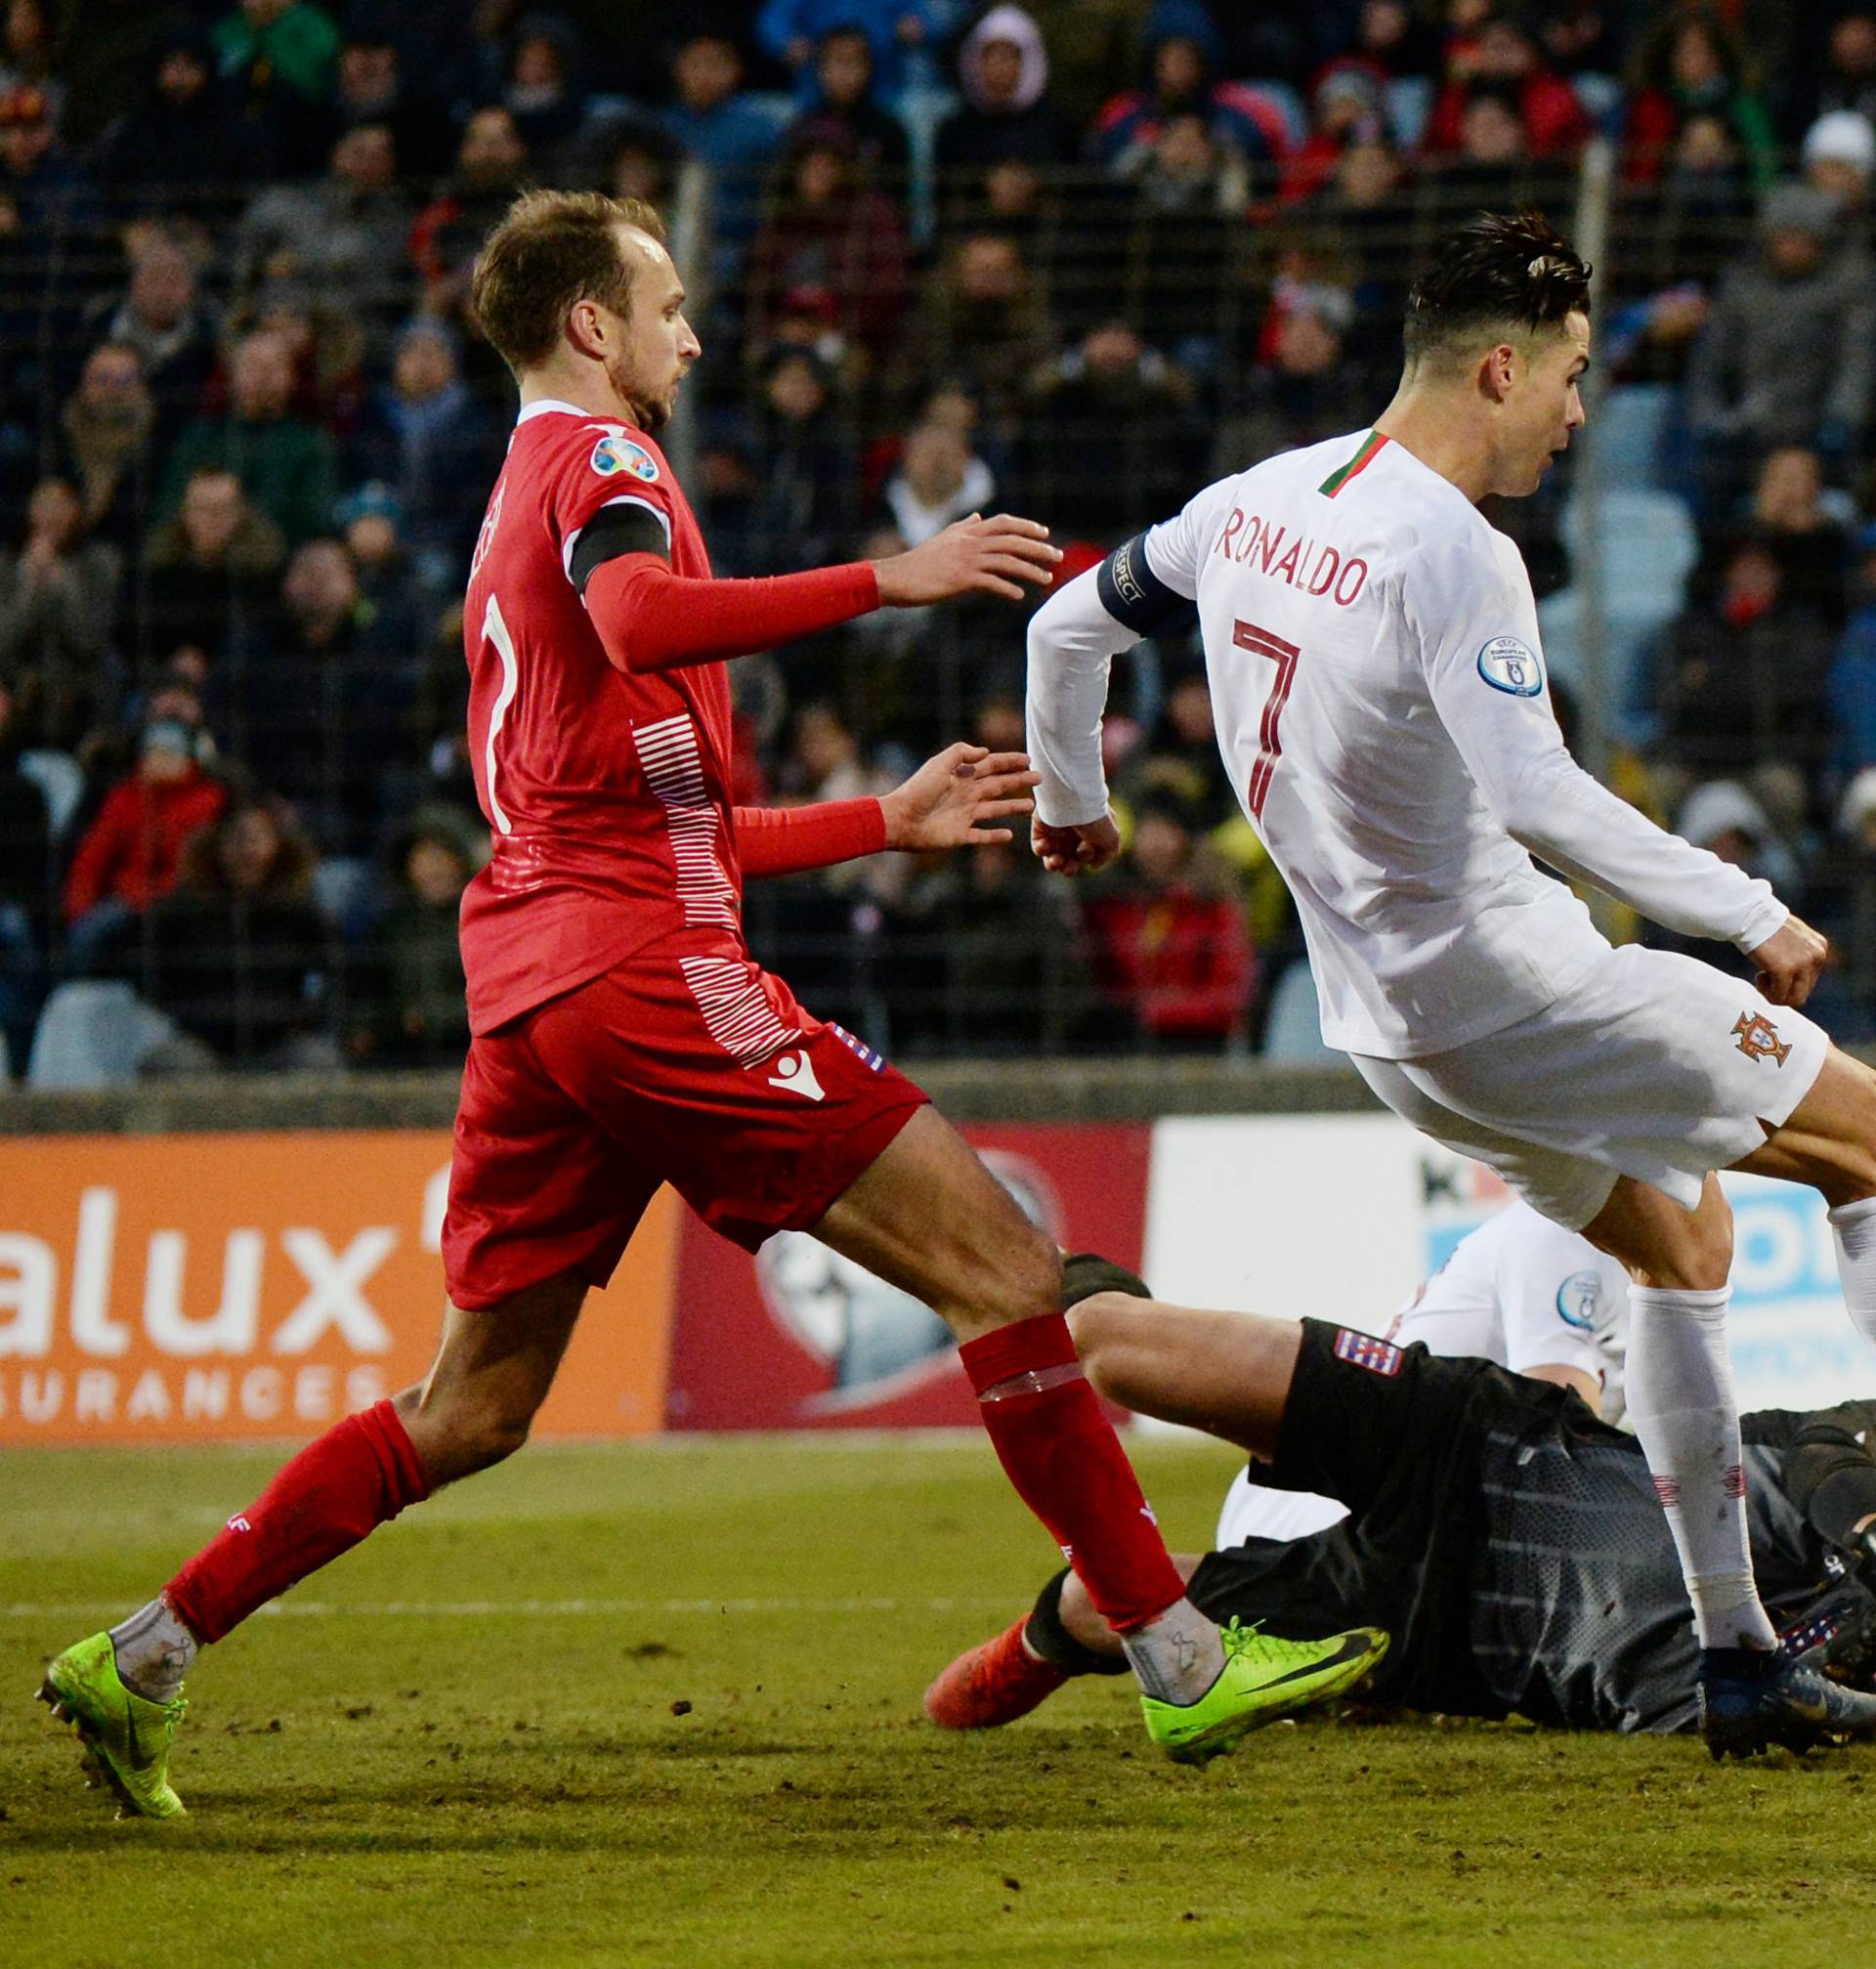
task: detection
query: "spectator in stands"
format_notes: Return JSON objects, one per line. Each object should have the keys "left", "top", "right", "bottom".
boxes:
{"left": 135, "top": 791, "right": 335, "bottom": 1073}
{"left": 141, "top": 466, "right": 286, "bottom": 670}
{"left": 0, "top": 478, "right": 120, "bottom": 752}
{"left": 1130, "top": 669, "right": 1233, "bottom": 828}
{"left": 0, "top": 83, "right": 104, "bottom": 391}
{"left": 1014, "top": 0, "right": 1148, "bottom": 132}
{"left": 1658, "top": 534, "right": 1836, "bottom": 809}
{"left": 1625, "top": 12, "right": 1776, "bottom": 190}
{"left": 498, "top": 13, "right": 586, "bottom": 165}
{"left": 91, "top": 25, "right": 263, "bottom": 228}
{"left": 160, "top": 329, "right": 339, "bottom": 547}
{"left": 757, "top": 0, "right": 939, "bottom": 105}
{"left": 936, "top": 7, "right": 1068, "bottom": 185}
{"left": 883, "top": 420, "right": 995, "bottom": 547}
{"left": 1230, "top": 280, "right": 1362, "bottom": 474}
{"left": 706, "top": 346, "right": 859, "bottom": 576}
{"left": 58, "top": 342, "right": 160, "bottom": 557}
{"left": 598, "top": 116, "right": 686, "bottom": 212}
{"left": 1024, "top": 321, "right": 1203, "bottom": 544}
{"left": 1090, "top": 3, "right": 1289, "bottom": 173}
{"left": 409, "top": 107, "right": 532, "bottom": 320}
{"left": 1803, "top": 108, "right": 1876, "bottom": 223}
{"left": 0, "top": 1, "right": 62, "bottom": 136}
{"left": 1084, "top": 784, "right": 1257, "bottom": 1051}
{"left": 347, "top": 319, "right": 503, "bottom": 578}
{"left": 1800, "top": 764, "right": 1876, "bottom": 1038}
{"left": 209, "top": 537, "right": 405, "bottom": 860}
{"left": 1748, "top": 445, "right": 1850, "bottom": 628}
{"left": 746, "top": 125, "right": 910, "bottom": 376}
{"left": 787, "top": 25, "right": 912, "bottom": 189}
{"left": 1120, "top": 112, "right": 1249, "bottom": 365}
{"left": 1281, "top": 64, "right": 1393, "bottom": 205}
{"left": 1686, "top": 184, "right": 1876, "bottom": 508}
{"left": 660, "top": 31, "right": 784, "bottom": 275}
{"left": 1782, "top": 8, "right": 1876, "bottom": 143}
{"left": 347, "top": 802, "right": 479, "bottom": 1067}
{"left": 211, "top": 0, "right": 342, "bottom": 174}
{"left": 233, "top": 124, "right": 416, "bottom": 341}
{"left": 332, "top": 480, "right": 427, "bottom": 655}
{"left": 898, "top": 232, "right": 1058, "bottom": 440}
{"left": 331, "top": 25, "right": 453, "bottom": 180}
{"left": 1423, "top": 8, "right": 1590, "bottom": 160}
{"left": 79, "top": 233, "right": 220, "bottom": 450}
{"left": 1345, "top": 0, "right": 1443, "bottom": 82}
{"left": 62, "top": 710, "right": 227, "bottom": 973}
{"left": 0, "top": 666, "right": 47, "bottom": 1070}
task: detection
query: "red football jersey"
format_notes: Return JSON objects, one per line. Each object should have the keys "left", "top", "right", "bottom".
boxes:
{"left": 459, "top": 399, "right": 740, "bottom": 1034}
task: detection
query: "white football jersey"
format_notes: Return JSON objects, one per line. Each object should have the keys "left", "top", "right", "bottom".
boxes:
{"left": 1214, "top": 1200, "right": 1631, "bottom": 1549}
{"left": 1029, "top": 427, "right": 1786, "bottom": 1060}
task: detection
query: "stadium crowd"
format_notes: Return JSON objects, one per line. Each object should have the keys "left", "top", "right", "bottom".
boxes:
{"left": 6, "top": 0, "right": 1876, "bottom": 1077}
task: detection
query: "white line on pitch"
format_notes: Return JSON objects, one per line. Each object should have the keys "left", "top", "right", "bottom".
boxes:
{"left": 0, "top": 1595, "right": 1017, "bottom": 1621}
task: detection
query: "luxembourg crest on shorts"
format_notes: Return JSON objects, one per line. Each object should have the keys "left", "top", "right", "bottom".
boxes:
{"left": 590, "top": 433, "right": 659, "bottom": 482}
{"left": 1476, "top": 634, "right": 1543, "bottom": 696}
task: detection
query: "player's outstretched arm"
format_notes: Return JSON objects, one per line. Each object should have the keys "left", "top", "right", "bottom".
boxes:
{"left": 1415, "top": 541, "right": 1800, "bottom": 985}
{"left": 734, "top": 745, "right": 1038, "bottom": 877}
{"left": 582, "top": 519, "right": 1056, "bottom": 676}
{"left": 1023, "top": 541, "right": 1170, "bottom": 877}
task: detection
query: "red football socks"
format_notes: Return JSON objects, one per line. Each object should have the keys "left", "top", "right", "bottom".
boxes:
{"left": 166, "top": 1400, "right": 432, "bottom": 1644}
{"left": 959, "top": 1313, "right": 1185, "bottom": 1635}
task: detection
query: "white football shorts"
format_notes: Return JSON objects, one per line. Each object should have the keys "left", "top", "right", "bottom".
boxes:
{"left": 1351, "top": 944, "right": 1830, "bottom": 1230}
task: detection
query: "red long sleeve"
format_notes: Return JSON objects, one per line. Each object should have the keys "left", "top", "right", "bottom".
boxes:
{"left": 585, "top": 554, "right": 879, "bottom": 673}
{"left": 734, "top": 798, "right": 887, "bottom": 877}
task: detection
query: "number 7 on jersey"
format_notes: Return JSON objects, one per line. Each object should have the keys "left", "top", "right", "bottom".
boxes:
{"left": 1235, "top": 620, "right": 1300, "bottom": 819}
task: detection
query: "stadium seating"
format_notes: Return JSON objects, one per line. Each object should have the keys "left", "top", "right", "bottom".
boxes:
{"left": 25, "top": 981, "right": 175, "bottom": 1089}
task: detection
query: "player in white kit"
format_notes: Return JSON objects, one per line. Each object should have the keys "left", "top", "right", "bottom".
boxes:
{"left": 1217, "top": 1197, "right": 1630, "bottom": 1547}
{"left": 1025, "top": 211, "right": 1876, "bottom": 1757}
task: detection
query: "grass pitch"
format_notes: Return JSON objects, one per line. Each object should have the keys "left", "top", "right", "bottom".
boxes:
{"left": 4, "top": 1436, "right": 1873, "bottom": 1969}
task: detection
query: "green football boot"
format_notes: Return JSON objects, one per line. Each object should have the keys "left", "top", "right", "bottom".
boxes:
{"left": 1142, "top": 1618, "right": 1388, "bottom": 1765}
{"left": 38, "top": 1632, "right": 188, "bottom": 1819}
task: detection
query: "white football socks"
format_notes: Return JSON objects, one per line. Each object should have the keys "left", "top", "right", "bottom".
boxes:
{"left": 1625, "top": 1285, "right": 1776, "bottom": 1652}
{"left": 1828, "top": 1195, "right": 1876, "bottom": 1353}
{"left": 1121, "top": 1597, "right": 1225, "bottom": 1704}
{"left": 108, "top": 1596, "right": 197, "bottom": 1702}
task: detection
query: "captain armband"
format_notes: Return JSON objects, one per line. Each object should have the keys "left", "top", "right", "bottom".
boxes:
{"left": 1094, "top": 531, "right": 1185, "bottom": 634}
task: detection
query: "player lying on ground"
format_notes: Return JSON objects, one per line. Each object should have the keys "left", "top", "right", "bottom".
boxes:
{"left": 1025, "top": 205, "right": 1876, "bottom": 1758}
{"left": 1215, "top": 1191, "right": 1629, "bottom": 1548}
{"left": 39, "top": 191, "right": 1382, "bottom": 1819}
{"left": 927, "top": 1263, "right": 1876, "bottom": 1744}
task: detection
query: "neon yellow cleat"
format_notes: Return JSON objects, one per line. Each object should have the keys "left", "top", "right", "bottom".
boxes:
{"left": 1142, "top": 1618, "right": 1389, "bottom": 1765}
{"left": 38, "top": 1631, "right": 188, "bottom": 1819}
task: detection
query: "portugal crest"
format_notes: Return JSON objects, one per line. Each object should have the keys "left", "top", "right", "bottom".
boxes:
{"left": 1731, "top": 1011, "right": 1792, "bottom": 1066}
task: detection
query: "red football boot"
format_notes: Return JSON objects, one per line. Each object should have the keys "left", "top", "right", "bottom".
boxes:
{"left": 923, "top": 1616, "right": 1070, "bottom": 1729}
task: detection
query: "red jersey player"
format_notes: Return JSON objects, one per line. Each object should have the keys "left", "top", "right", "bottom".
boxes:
{"left": 40, "top": 192, "right": 1385, "bottom": 1819}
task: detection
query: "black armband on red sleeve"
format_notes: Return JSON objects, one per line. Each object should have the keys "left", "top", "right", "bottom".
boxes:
{"left": 568, "top": 496, "right": 671, "bottom": 592}
{"left": 1096, "top": 530, "right": 1185, "bottom": 633}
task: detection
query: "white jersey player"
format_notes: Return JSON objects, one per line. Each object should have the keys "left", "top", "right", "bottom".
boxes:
{"left": 1026, "top": 210, "right": 1876, "bottom": 1758}
{"left": 1215, "top": 1200, "right": 1630, "bottom": 1548}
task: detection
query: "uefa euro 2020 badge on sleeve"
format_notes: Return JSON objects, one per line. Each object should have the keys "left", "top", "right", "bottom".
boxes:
{"left": 1476, "top": 634, "right": 1543, "bottom": 697}
{"left": 590, "top": 432, "right": 660, "bottom": 483}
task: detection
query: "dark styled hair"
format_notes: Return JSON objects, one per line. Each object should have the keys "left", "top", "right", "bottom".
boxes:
{"left": 1402, "top": 210, "right": 1592, "bottom": 373}
{"left": 470, "top": 189, "right": 666, "bottom": 374}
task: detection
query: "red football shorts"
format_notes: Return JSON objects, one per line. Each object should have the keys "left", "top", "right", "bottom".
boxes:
{"left": 442, "top": 944, "right": 929, "bottom": 1309}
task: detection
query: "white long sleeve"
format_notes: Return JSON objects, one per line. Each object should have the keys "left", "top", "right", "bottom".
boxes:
{"left": 1023, "top": 564, "right": 1140, "bottom": 827}
{"left": 1416, "top": 533, "right": 1788, "bottom": 954}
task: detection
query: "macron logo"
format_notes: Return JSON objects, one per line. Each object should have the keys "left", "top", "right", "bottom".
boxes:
{"left": 227, "top": 1515, "right": 252, "bottom": 1534}
{"left": 767, "top": 1051, "right": 826, "bottom": 1102}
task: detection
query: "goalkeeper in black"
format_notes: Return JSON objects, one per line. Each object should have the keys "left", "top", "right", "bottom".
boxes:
{"left": 925, "top": 1262, "right": 1876, "bottom": 1744}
